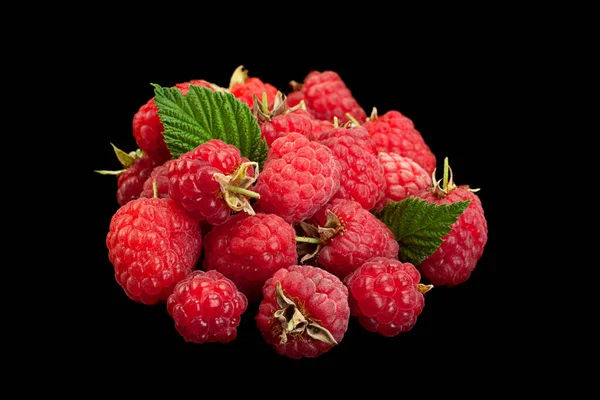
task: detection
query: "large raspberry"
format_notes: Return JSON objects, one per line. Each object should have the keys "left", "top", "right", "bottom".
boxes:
{"left": 167, "top": 270, "right": 248, "bottom": 344}
{"left": 256, "top": 265, "right": 349, "bottom": 359}
{"left": 203, "top": 212, "right": 298, "bottom": 302}
{"left": 363, "top": 108, "right": 436, "bottom": 174}
{"left": 140, "top": 160, "right": 173, "bottom": 199}
{"left": 254, "top": 132, "right": 341, "bottom": 224}
{"left": 168, "top": 140, "right": 259, "bottom": 225}
{"left": 106, "top": 197, "right": 203, "bottom": 305}
{"left": 414, "top": 162, "right": 488, "bottom": 286}
{"left": 301, "top": 199, "right": 399, "bottom": 279}
{"left": 375, "top": 152, "right": 432, "bottom": 210}
{"left": 318, "top": 126, "right": 385, "bottom": 210}
{"left": 290, "top": 70, "right": 367, "bottom": 124}
{"left": 116, "top": 156, "right": 155, "bottom": 206}
{"left": 132, "top": 79, "right": 214, "bottom": 164}
{"left": 229, "top": 66, "right": 278, "bottom": 108}
{"left": 344, "top": 257, "right": 431, "bottom": 336}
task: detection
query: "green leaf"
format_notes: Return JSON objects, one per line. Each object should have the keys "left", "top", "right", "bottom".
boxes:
{"left": 153, "top": 84, "right": 268, "bottom": 165}
{"left": 376, "top": 197, "right": 471, "bottom": 265}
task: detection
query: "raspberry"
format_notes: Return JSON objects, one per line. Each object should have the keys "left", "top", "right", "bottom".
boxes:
{"left": 116, "top": 156, "right": 155, "bottom": 206}
{"left": 286, "top": 91, "right": 304, "bottom": 108}
{"left": 414, "top": 162, "right": 488, "bottom": 286}
{"left": 344, "top": 257, "right": 431, "bottom": 336}
{"left": 132, "top": 79, "right": 214, "bottom": 164}
{"left": 254, "top": 132, "right": 341, "bottom": 224}
{"left": 301, "top": 199, "right": 399, "bottom": 279}
{"left": 106, "top": 197, "right": 203, "bottom": 305}
{"left": 310, "top": 118, "right": 335, "bottom": 140}
{"left": 140, "top": 160, "right": 173, "bottom": 199}
{"left": 203, "top": 212, "right": 298, "bottom": 302}
{"left": 375, "top": 152, "right": 432, "bottom": 210}
{"left": 363, "top": 108, "right": 436, "bottom": 174}
{"left": 291, "top": 71, "right": 367, "bottom": 124}
{"left": 167, "top": 270, "right": 248, "bottom": 344}
{"left": 168, "top": 140, "right": 259, "bottom": 225}
{"left": 318, "top": 127, "right": 385, "bottom": 210}
{"left": 229, "top": 66, "right": 278, "bottom": 108}
{"left": 256, "top": 265, "right": 350, "bottom": 359}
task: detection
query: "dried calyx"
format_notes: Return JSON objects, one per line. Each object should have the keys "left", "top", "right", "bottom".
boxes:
{"left": 94, "top": 144, "right": 144, "bottom": 175}
{"left": 252, "top": 91, "right": 308, "bottom": 124}
{"left": 296, "top": 210, "right": 346, "bottom": 263}
{"left": 229, "top": 65, "right": 249, "bottom": 89}
{"left": 430, "top": 157, "right": 480, "bottom": 199}
{"left": 213, "top": 161, "right": 260, "bottom": 215}
{"left": 367, "top": 107, "right": 379, "bottom": 122}
{"left": 273, "top": 281, "right": 337, "bottom": 345}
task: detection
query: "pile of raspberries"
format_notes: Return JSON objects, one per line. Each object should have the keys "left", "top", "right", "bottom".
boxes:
{"left": 103, "top": 66, "right": 488, "bottom": 359}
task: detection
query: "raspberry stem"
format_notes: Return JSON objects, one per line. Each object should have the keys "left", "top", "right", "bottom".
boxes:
{"left": 345, "top": 113, "right": 360, "bottom": 126}
{"left": 262, "top": 92, "right": 269, "bottom": 114}
{"left": 226, "top": 186, "right": 261, "bottom": 199}
{"left": 295, "top": 236, "right": 322, "bottom": 244}
{"left": 152, "top": 180, "right": 158, "bottom": 199}
{"left": 443, "top": 157, "right": 449, "bottom": 192}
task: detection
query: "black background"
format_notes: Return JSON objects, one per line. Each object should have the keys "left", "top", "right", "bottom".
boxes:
{"left": 86, "top": 35, "right": 502, "bottom": 369}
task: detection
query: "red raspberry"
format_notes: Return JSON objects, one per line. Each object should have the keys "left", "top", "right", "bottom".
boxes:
{"left": 303, "top": 199, "right": 399, "bottom": 279}
{"left": 291, "top": 71, "right": 367, "bottom": 124}
{"left": 140, "top": 160, "right": 173, "bottom": 199}
{"left": 309, "top": 118, "right": 335, "bottom": 140}
{"left": 132, "top": 79, "right": 214, "bottom": 164}
{"left": 168, "top": 140, "right": 258, "bottom": 225}
{"left": 167, "top": 270, "right": 248, "bottom": 344}
{"left": 415, "top": 165, "right": 488, "bottom": 286}
{"left": 286, "top": 90, "right": 304, "bottom": 108}
{"left": 363, "top": 109, "right": 436, "bottom": 174}
{"left": 203, "top": 212, "right": 298, "bottom": 302}
{"left": 318, "top": 127, "right": 385, "bottom": 210}
{"left": 106, "top": 197, "right": 203, "bottom": 305}
{"left": 375, "top": 152, "right": 432, "bottom": 210}
{"left": 116, "top": 156, "right": 155, "bottom": 206}
{"left": 256, "top": 265, "right": 350, "bottom": 359}
{"left": 229, "top": 66, "right": 278, "bottom": 108}
{"left": 343, "top": 257, "right": 431, "bottom": 336}
{"left": 254, "top": 132, "right": 341, "bottom": 224}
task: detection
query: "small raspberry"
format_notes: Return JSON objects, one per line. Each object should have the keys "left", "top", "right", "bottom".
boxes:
{"left": 168, "top": 140, "right": 259, "bottom": 225}
{"left": 203, "top": 212, "right": 298, "bottom": 302}
{"left": 106, "top": 197, "right": 203, "bottom": 305}
{"left": 344, "top": 257, "right": 431, "bottom": 336}
{"left": 300, "top": 199, "right": 399, "bottom": 279}
{"left": 363, "top": 108, "right": 436, "bottom": 174}
{"left": 256, "top": 265, "right": 350, "bottom": 359}
{"left": 167, "top": 270, "right": 248, "bottom": 344}
{"left": 290, "top": 71, "right": 367, "bottom": 124}
{"left": 375, "top": 152, "right": 432, "bottom": 210}
{"left": 286, "top": 91, "right": 304, "bottom": 108}
{"left": 116, "top": 156, "right": 155, "bottom": 206}
{"left": 140, "top": 160, "right": 173, "bottom": 199}
{"left": 229, "top": 66, "right": 278, "bottom": 108}
{"left": 415, "top": 160, "right": 488, "bottom": 286}
{"left": 132, "top": 79, "right": 214, "bottom": 164}
{"left": 318, "top": 127, "right": 385, "bottom": 210}
{"left": 310, "top": 118, "right": 335, "bottom": 140}
{"left": 254, "top": 132, "right": 341, "bottom": 224}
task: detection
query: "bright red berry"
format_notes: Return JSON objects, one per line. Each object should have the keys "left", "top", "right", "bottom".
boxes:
{"left": 414, "top": 162, "right": 488, "bottom": 286}
{"left": 318, "top": 126, "right": 385, "bottom": 210}
{"left": 286, "top": 90, "right": 304, "bottom": 108}
{"left": 229, "top": 66, "right": 278, "bottom": 108}
{"left": 344, "top": 257, "right": 431, "bottom": 336}
{"left": 203, "top": 212, "right": 298, "bottom": 302}
{"left": 290, "top": 71, "right": 367, "bottom": 124}
{"left": 363, "top": 108, "right": 436, "bottom": 174}
{"left": 254, "top": 132, "right": 341, "bottom": 224}
{"left": 375, "top": 152, "right": 432, "bottom": 210}
{"left": 302, "top": 199, "right": 399, "bottom": 279}
{"left": 256, "top": 265, "right": 350, "bottom": 359}
{"left": 140, "top": 160, "right": 173, "bottom": 199}
{"left": 132, "top": 80, "right": 214, "bottom": 164}
{"left": 106, "top": 197, "right": 203, "bottom": 305}
{"left": 116, "top": 156, "right": 155, "bottom": 206}
{"left": 166, "top": 270, "right": 248, "bottom": 344}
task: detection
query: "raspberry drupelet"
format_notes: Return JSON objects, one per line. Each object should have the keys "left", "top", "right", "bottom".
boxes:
{"left": 375, "top": 152, "right": 432, "bottom": 210}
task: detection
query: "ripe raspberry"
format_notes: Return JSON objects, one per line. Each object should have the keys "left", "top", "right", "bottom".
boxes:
{"left": 286, "top": 90, "right": 304, "bottom": 108}
{"left": 301, "top": 199, "right": 399, "bottom": 279}
{"left": 229, "top": 66, "right": 278, "bottom": 108}
{"left": 317, "top": 126, "right": 385, "bottom": 210}
{"left": 254, "top": 132, "right": 341, "bottom": 224}
{"left": 168, "top": 139, "right": 259, "bottom": 225}
{"left": 256, "top": 265, "right": 350, "bottom": 359}
{"left": 140, "top": 160, "right": 173, "bottom": 199}
{"left": 106, "top": 197, "right": 203, "bottom": 305}
{"left": 375, "top": 152, "right": 432, "bottom": 210}
{"left": 415, "top": 161, "right": 488, "bottom": 286}
{"left": 310, "top": 118, "right": 335, "bottom": 140}
{"left": 290, "top": 71, "right": 367, "bottom": 124}
{"left": 344, "top": 257, "right": 431, "bottom": 336}
{"left": 363, "top": 108, "right": 436, "bottom": 174}
{"left": 116, "top": 156, "right": 155, "bottom": 206}
{"left": 132, "top": 79, "right": 214, "bottom": 164}
{"left": 203, "top": 212, "right": 298, "bottom": 302}
{"left": 167, "top": 270, "right": 248, "bottom": 344}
